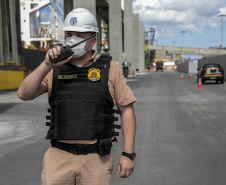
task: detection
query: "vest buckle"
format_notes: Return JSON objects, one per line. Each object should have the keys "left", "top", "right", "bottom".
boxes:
{"left": 48, "top": 108, "right": 55, "bottom": 114}
{"left": 75, "top": 145, "right": 86, "bottom": 154}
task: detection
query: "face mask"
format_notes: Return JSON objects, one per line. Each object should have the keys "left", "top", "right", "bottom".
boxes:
{"left": 65, "top": 35, "right": 91, "bottom": 58}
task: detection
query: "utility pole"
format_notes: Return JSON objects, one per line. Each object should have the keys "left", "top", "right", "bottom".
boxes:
{"left": 133, "top": 5, "right": 142, "bottom": 14}
{"left": 172, "top": 41, "right": 177, "bottom": 61}
{"left": 218, "top": 14, "right": 226, "bottom": 54}
{"left": 181, "top": 31, "right": 186, "bottom": 63}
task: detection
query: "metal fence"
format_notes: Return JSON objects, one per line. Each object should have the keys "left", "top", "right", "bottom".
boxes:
{"left": 22, "top": 48, "right": 46, "bottom": 71}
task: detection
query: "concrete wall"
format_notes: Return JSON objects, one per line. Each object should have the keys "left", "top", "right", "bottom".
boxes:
{"left": 178, "top": 61, "right": 199, "bottom": 74}
{"left": 132, "top": 14, "right": 140, "bottom": 73}
{"left": 109, "top": 0, "right": 122, "bottom": 66}
{"left": 0, "top": 1, "right": 3, "bottom": 63}
{"left": 73, "top": 0, "right": 96, "bottom": 16}
{"left": 189, "top": 62, "right": 198, "bottom": 73}
{"left": 72, "top": 0, "right": 97, "bottom": 50}
{"left": 198, "top": 55, "right": 226, "bottom": 69}
{"left": 178, "top": 62, "right": 188, "bottom": 73}
{"left": 124, "top": 0, "right": 133, "bottom": 70}
{"left": 139, "top": 21, "right": 145, "bottom": 72}
{"left": 64, "top": 0, "right": 73, "bottom": 16}
{"left": 155, "top": 50, "right": 166, "bottom": 59}
{"left": 96, "top": 7, "right": 104, "bottom": 54}
{"left": 0, "top": 0, "right": 22, "bottom": 64}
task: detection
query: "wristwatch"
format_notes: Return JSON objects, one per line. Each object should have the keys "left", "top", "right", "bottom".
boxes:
{"left": 122, "top": 152, "right": 136, "bottom": 161}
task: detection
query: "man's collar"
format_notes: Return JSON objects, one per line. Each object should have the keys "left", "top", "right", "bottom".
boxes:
{"left": 69, "top": 50, "right": 99, "bottom": 67}
{"left": 83, "top": 50, "right": 99, "bottom": 67}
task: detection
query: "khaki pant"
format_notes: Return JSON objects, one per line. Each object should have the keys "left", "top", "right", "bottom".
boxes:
{"left": 41, "top": 147, "right": 114, "bottom": 185}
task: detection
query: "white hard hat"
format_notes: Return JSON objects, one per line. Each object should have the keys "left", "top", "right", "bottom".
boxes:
{"left": 62, "top": 8, "right": 98, "bottom": 32}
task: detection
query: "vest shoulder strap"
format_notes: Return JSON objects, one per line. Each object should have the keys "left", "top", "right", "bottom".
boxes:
{"left": 93, "top": 55, "right": 112, "bottom": 68}
{"left": 97, "top": 55, "right": 112, "bottom": 62}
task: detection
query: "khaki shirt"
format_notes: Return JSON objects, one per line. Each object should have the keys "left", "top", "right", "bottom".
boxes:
{"left": 41, "top": 50, "right": 136, "bottom": 144}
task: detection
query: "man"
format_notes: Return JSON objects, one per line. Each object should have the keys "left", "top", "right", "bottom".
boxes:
{"left": 123, "top": 59, "right": 129, "bottom": 79}
{"left": 18, "top": 8, "right": 136, "bottom": 185}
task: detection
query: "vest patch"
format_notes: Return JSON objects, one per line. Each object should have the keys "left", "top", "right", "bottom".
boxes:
{"left": 88, "top": 68, "right": 101, "bottom": 82}
{"left": 58, "top": 74, "right": 77, "bottom": 79}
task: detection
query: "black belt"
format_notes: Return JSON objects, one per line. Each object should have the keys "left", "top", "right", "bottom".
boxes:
{"left": 51, "top": 140, "right": 98, "bottom": 155}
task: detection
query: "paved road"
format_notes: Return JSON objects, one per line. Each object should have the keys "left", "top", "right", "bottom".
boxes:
{"left": 1, "top": 71, "right": 226, "bottom": 185}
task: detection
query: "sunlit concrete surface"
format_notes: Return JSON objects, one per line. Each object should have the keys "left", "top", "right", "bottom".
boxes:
{"left": 112, "top": 72, "right": 226, "bottom": 185}
{"left": 1, "top": 72, "right": 226, "bottom": 184}
{"left": 0, "top": 91, "right": 49, "bottom": 157}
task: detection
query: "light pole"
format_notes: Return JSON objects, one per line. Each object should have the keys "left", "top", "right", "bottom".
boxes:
{"left": 181, "top": 31, "right": 186, "bottom": 63}
{"left": 218, "top": 14, "right": 226, "bottom": 54}
{"left": 172, "top": 41, "right": 177, "bottom": 61}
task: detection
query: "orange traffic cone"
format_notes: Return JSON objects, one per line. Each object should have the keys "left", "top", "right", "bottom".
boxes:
{"left": 181, "top": 73, "right": 184, "bottom": 80}
{"left": 197, "top": 78, "right": 203, "bottom": 89}
{"left": 189, "top": 73, "right": 192, "bottom": 79}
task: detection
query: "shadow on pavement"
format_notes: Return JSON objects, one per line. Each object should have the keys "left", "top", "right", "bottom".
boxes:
{"left": 0, "top": 90, "right": 17, "bottom": 95}
{"left": 0, "top": 103, "right": 19, "bottom": 114}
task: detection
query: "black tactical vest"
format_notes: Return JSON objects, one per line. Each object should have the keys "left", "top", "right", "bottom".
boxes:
{"left": 46, "top": 55, "right": 121, "bottom": 140}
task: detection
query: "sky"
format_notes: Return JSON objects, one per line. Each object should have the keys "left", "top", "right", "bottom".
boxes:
{"left": 40, "top": 0, "right": 64, "bottom": 27}
{"left": 131, "top": 0, "right": 226, "bottom": 50}
{"left": 40, "top": 0, "right": 226, "bottom": 59}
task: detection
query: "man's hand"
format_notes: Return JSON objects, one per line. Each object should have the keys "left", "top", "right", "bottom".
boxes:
{"left": 117, "top": 156, "right": 134, "bottom": 178}
{"left": 17, "top": 44, "right": 72, "bottom": 100}
{"left": 45, "top": 44, "right": 72, "bottom": 67}
{"left": 117, "top": 103, "right": 136, "bottom": 178}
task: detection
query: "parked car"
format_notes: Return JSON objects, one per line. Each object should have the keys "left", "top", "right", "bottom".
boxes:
{"left": 197, "top": 63, "right": 224, "bottom": 84}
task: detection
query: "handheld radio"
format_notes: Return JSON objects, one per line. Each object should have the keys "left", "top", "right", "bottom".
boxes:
{"left": 49, "top": 34, "right": 96, "bottom": 63}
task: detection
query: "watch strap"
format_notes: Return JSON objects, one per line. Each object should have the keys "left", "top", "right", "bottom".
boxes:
{"left": 122, "top": 152, "right": 136, "bottom": 160}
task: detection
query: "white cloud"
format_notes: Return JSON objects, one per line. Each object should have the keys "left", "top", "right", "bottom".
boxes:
{"left": 141, "top": 9, "right": 197, "bottom": 26}
{"left": 197, "top": 16, "right": 219, "bottom": 28}
{"left": 219, "top": 7, "right": 226, "bottom": 14}
{"left": 155, "top": 27, "right": 177, "bottom": 38}
{"left": 133, "top": 0, "right": 226, "bottom": 40}
{"left": 178, "top": 24, "right": 202, "bottom": 34}
{"left": 41, "top": 10, "right": 55, "bottom": 25}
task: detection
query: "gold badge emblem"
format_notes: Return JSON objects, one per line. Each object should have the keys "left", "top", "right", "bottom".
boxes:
{"left": 88, "top": 68, "right": 101, "bottom": 82}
